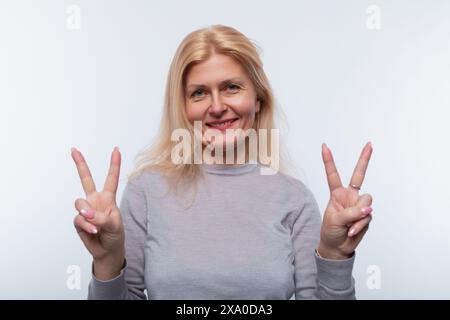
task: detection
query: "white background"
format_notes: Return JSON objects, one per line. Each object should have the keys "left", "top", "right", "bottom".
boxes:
{"left": 1, "top": 0, "right": 449, "bottom": 299}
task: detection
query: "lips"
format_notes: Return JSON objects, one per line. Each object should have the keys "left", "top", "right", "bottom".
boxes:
{"left": 205, "top": 118, "right": 238, "bottom": 130}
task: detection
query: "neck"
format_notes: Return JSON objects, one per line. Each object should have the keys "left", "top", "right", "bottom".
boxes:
{"left": 202, "top": 141, "right": 255, "bottom": 166}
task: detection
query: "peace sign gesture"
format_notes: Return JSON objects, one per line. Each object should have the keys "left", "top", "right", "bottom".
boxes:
{"left": 71, "top": 147, "right": 125, "bottom": 280}
{"left": 317, "top": 142, "right": 374, "bottom": 260}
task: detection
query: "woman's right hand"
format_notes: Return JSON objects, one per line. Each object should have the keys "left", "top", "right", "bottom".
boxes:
{"left": 71, "top": 147, "right": 125, "bottom": 280}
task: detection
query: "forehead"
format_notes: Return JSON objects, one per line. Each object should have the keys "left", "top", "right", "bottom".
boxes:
{"left": 185, "top": 54, "right": 248, "bottom": 86}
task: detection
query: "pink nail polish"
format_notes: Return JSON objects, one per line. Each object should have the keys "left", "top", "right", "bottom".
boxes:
{"left": 91, "top": 227, "right": 98, "bottom": 234}
{"left": 80, "top": 209, "right": 95, "bottom": 219}
{"left": 361, "top": 206, "right": 373, "bottom": 216}
{"left": 348, "top": 228, "right": 356, "bottom": 237}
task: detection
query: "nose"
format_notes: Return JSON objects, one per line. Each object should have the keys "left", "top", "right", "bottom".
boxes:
{"left": 208, "top": 91, "right": 227, "bottom": 116}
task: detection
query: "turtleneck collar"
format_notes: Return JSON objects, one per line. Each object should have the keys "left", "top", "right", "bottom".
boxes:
{"left": 199, "top": 162, "right": 259, "bottom": 176}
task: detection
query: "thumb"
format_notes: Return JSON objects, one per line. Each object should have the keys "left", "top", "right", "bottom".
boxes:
{"left": 357, "top": 193, "right": 373, "bottom": 208}
{"left": 347, "top": 193, "right": 373, "bottom": 232}
{"left": 342, "top": 193, "right": 373, "bottom": 227}
{"left": 74, "top": 198, "right": 119, "bottom": 232}
{"left": 336, "top": 205, "right": 372, "bottom": 226}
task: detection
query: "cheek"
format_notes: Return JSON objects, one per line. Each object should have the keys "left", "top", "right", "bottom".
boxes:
{"left": 231, "top": 96, "right": 258, "bottom": 118}
{"left": 185, "top": 102, "right": 206, "bottom": 121}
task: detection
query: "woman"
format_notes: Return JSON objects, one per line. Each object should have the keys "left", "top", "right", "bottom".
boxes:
{"left": 71, "top": 25, "right": 373, "bottom": 299}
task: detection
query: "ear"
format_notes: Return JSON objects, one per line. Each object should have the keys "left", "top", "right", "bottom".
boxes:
{"left": 256, "top": 99, "right": 261, "bottom": 113}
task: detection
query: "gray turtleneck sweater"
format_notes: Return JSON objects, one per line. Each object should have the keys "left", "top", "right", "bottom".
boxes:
{"left": 88, "top": 163, "right": 356, "bottom": 300}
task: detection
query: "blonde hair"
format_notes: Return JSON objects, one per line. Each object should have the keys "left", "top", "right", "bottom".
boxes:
{"left": 128, "top": 24, "right": 297, "bottom": 204}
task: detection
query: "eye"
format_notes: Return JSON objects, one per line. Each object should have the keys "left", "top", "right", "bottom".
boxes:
{"left": 191, "top": 89, "right": 205, "bottom": 98}
{"left": 226, "top": 84, "right": 240, "bottom": 92}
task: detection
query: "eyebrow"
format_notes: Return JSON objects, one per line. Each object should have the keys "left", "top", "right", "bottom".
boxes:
{"left": 185, "top": 77, "right": 245, "bottom": 90}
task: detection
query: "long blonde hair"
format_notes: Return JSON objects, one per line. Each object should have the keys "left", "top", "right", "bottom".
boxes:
{"left": 128, "top": 24, "right": 296, "bottom": 203}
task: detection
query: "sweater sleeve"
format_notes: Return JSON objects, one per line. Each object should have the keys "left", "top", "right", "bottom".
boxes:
{"left": 292, "top": 185, "right": 356, "bottom": 300}
{"left": 88, "top": 175, "right": 148, "bottom": 300}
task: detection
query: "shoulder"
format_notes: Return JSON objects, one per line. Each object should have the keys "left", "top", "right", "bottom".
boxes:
{"left": 254, "top": 165, "right": 321, "bottom": 225}
{"left": 248, "top": 164, "right": 320, "bottom": 216}
{"left": 125, "top": 168, "right": 168, "bottom": 190}
{"left": 256, "top": 164, "right": 316, "bottom": 202}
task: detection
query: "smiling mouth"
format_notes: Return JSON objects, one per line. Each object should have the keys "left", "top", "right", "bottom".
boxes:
{"left": 206, "top": 118, "right": 238, "bottom": 129}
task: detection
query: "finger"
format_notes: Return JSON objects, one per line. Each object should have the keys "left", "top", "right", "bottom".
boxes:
{"left": 357, "top": 193, "right": 373, "bottom": 207}
{"left": 73, "top": 215, "right": 100, "bottom": 252}
{"left": 71, "top": 148, "right": 97, "bottom": 196}
{"left": 103, "top": 147, "right": 121, "bottom": 195}
{"left": 335, "top": 205, "right": 373, "bottom": 226}
{"left": 348, "top": 225, "right": 369, "bottom": 247}
{"left": 74, "top": 198, "right": 114, "bottom": 231}
{"left": 321, "top": 143, "right": 343, "bottom": 192}
{"left": 73, "top": 214, "right": 98, "bottom": 235}
{"left": 348, "top": 216, "right": 372, "bottom": 237}
{"left": 345, "top": 193, "right": 373, "bottom": 227}
{"left": 349, "top": 142, "right": 373, "bottom": 190}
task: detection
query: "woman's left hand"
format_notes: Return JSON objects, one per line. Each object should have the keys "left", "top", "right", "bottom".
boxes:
{"left": 317, "top": 142, "right": 373, "bottom": 260}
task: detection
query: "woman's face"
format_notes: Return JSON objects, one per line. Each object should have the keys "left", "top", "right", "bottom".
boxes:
{"left": 184, "top": 53, "right": 260, "bottom": 154}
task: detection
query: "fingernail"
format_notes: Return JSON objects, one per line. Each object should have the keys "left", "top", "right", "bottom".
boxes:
{"left": 91, "top": 227, "right": 98, "bottom": 234}
{"left": 71, "top": 147, "right": 77, "bottom": 153}
{"left": 361, "top": 206, "right": 373, "bottom": 216}
{"left": 80, "top": 209, "right": 95, "bottom": 219}
{"left": 348, "top": 228, "right": 356, "bottom": 237}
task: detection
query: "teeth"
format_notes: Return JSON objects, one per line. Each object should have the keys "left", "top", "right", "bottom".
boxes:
{"left": 209, "top": 120, "right": 234, "bottom": 127}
